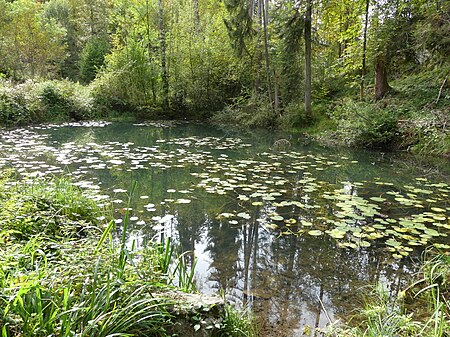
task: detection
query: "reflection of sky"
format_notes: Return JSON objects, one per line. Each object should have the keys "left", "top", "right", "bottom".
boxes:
{"left": 2, "top": 122, "right": 449, "bottom": 337}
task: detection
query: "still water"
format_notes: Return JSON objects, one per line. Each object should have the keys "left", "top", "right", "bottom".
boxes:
{"left": 1, "top": 121, "right": 449, "bottom": 336}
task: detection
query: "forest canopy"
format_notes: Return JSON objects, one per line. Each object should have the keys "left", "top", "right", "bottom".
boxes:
{"left": 0, "top": 0, "right": 449, "bottom": 153}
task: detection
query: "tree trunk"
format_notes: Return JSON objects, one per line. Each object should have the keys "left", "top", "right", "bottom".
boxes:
{"left": 360, "top": 0, "right": 370, "bottom": 100}
{"left": 193, "top": 0, "right": 200, "bottom": 34}
{"left": 261, "top": 0, "right": 273, "bottom": 108}
{"left": 375, "top": 54, "right": 390, "bottom": 100}
{"left": 304, "top": 0, "right": 312, "bottom": 119}
{"left": 158, "top": 0, "right": 169, "bottom": 110}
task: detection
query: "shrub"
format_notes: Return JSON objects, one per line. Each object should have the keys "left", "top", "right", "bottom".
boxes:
{"left": 90, "top": 40, "right": 159, "bottom": 114}
{"left": 0, "top": 80, "right": 40, "bottom": 125}
{"left": 211, "top": 93, "right": 278, "bottom": 129}
{"left": 331, "top": 98, "right": 400, "bottom": 148}
{"left": 37, "top": 80, "right": 95, "bottom": 121}
{"left": 0, "top": 79, "right": 96, "bottom": 125}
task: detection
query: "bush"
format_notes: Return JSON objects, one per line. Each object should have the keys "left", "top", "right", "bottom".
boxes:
{"left": 90, "top": 40, "right": 159, "bottom": 115}
{"left": 330, "top": 98, "right": 400, "bottom": 148}
{"left": 211, "top": 93, "right": 278, "bottom": 129}
{"left": 0, "top": 80, "right": 40, "bottom": 125}
{"left": 37, "top": 80, "right": 95, "bottom": 121}
{"left": 0, "top": 79, "right": 96, "bottom": 125}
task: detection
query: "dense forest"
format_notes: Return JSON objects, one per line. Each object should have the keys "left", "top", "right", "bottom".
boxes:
{"left": 0, "top": 0, "right": 449, "bottom": 154}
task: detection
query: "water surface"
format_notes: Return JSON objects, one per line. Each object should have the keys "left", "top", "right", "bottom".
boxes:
{"left": 1, "top": 121, "right": 449, "bottom": 336}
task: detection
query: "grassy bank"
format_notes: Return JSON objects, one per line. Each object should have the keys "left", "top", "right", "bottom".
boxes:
{"left": 0, "top": 173, "right": 256, "bottom": 336}
{"left": 311, "top": 67, "right": 450, "bottom": 157}
{"left": 323, "top": 249, "right": 450, "bottom": 337}
{"left": 210, "top": 67, "right": 449, "bottom": 157}
{"left": 1, "top": 66, "right": 448, "bottom": 157}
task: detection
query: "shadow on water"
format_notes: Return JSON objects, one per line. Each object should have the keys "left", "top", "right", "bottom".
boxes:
{"left": 1, "top": 121, "right": 449, "bottom": 336}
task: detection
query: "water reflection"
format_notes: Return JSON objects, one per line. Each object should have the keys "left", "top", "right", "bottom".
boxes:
{"left": 170, "top": 208, "right": 417, "bottom": 336}
{"left": 0, "top": 121, "right": 448, "bottom": 336}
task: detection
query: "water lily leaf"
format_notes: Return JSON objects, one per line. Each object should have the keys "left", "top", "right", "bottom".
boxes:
{"left": 431, "top": 207, "right": 446, "bottom": 213}
{"left": 301, "top": 220, "right": 313, "bottom": 227}
{"left": 219, "top": 213, "right": 234, "bottom": 218}
{"left": 175, "top": 198, "right": 191, "bottom": 204}
{"left": 237, "top": 212, "right": 251, "bottom": 219}
{"left": 386, "top": 239, "right": 401, "bottom": 247}
{"left": 264, "top": 223, "right": 278, "bottom": 230}
{"left": 360, "top": 241, "right": 371, "bottom": 248}
{"left": 270, "top": 215, "right": 284, "bottom": 221}
{"left": 308, "top": 230, "right": 323, "bottom": 236}
{"left": 424, "top": 228, "right": 440, "bottom": 236}
{"left": 434, "top": 243, "right": 450, "bottom": 249}
{"left": 328, "top": 228, "right": 346, "bottom": 239}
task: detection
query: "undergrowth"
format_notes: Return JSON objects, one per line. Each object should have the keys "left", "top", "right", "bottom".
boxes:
{"left": 0, "top": 79, "right": 98, "bottom": 126}
{"left": 212, "top": 66, "right": 449, "bottom": 156}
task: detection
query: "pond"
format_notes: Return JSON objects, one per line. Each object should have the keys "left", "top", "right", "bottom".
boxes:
{"left": 1, "top": 121, "right": 449, "bottom": 336}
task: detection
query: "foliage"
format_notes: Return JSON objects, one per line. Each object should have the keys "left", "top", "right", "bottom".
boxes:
{"left": 79, "top": 37, "right": 110, "bottom": 83}
{"left": 211, "top": 93, "right": 278, "bottom": 129}
{"left": 91, "top": 39, "right": 159, "bottom": 114}
{"left": 330, "top": 98, "right": 400, "bottom": 148}
{"left": 0, "top": 79, "right": 96, "bottom": 125}
{"left": 0, "top": 0, "right": 66, "bottom": 80}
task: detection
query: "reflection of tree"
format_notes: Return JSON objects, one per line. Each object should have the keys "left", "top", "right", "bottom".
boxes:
{"left": 225, "top": 222, "right": 418, "bottom": 336}
{"left": 176, "top": 199, "right": 205, "bottom": 264}
{"left": 205, "top": 216, "right": 241, "bottom": 293}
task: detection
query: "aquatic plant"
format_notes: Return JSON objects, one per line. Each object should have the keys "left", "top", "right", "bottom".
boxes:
{"left": 221, "top": 302, "right": 258, "bottom": 337}
{"left": 323, "top": 250, "right": 450, "bottom": 337}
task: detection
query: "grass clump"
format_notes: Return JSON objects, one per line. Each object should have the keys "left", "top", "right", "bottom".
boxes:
{"left": 323, "top": 249, "right": 450, "bottom": 337}
{"left": 220, "top": 303, "right": 258, "bottom": 337}
{"left": 0, "top": 175, "right": 102, "bottom": 239}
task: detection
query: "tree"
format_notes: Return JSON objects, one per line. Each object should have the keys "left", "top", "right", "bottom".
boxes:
{"left": 79, "top": 36, "right": 110, "bottom": 83}
{"left": 1, "top": 0, "right": 66, "bottom": 79}
{"left": 158, "top": 0, "right": 169, "bottom": 111}
{"left": 304, "top": 0, "right": 312, "bottom": 118}
{"left": 360, "top": 0, "right": 370, "bottom": 99}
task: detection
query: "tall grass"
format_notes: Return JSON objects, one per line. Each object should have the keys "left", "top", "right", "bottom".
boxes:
{"left": 323, "top": 249, "right": 450, "bottom": 337}
{"left": 221, "top": 302, "right": 259, "bottom": 337}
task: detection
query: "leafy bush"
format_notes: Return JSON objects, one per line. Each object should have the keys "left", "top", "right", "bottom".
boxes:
{"left": 0, "top": 80, "right": 40, "bottom": 125}
{"left": 0, "top": 79, "right": 96, "bottom": 125}
{"left": 37, "top": 80, "right": 96, "bottom": 121}
{"left": 0, "top": 176, "right": 102, "bottom": 239}
{"left": 211, "top": 93, "right": 278, "bottom": 129}
{"left": 407, "top": 111, "right": 450, "bottom": 156}
{"left": 330, "top": 98, "right": 400, "bottom": 148}
{"left": 91, "top": 40, "right": 159, "bottom": 114}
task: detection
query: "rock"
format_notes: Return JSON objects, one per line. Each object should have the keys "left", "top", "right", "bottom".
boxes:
{"left": 160, "top": 291, "right": 225, "bottom": 337}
